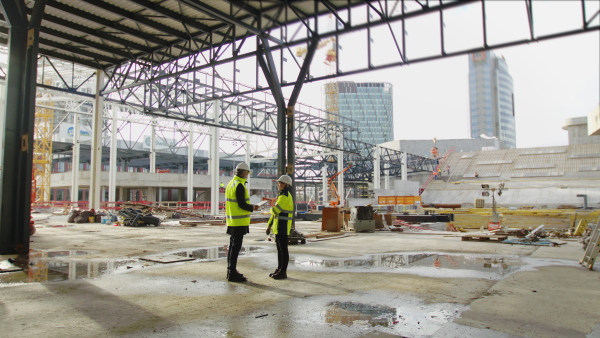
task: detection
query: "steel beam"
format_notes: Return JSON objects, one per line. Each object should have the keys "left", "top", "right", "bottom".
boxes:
{"left": 257, "top": 37, "right": 286, "bottom": 176}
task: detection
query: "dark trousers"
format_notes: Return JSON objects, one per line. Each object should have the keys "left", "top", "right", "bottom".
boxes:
{"left": 275, "top": 223, "right": 289, "bottom": 271}
{"left": 227, "top": 232, "right": 244, "bottom": 271}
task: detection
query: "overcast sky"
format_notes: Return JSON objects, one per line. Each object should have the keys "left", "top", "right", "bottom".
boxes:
{"left": 290, "top": 4, "right": 599, "bottom": 150}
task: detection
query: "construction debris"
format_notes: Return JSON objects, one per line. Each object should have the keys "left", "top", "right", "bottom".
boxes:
{"left": 502, "top": 238, "right": 565, "bottom": 246}
{"left": 580, "top": 220, "right": 600, "bottom": 269}
{"left": 461, "top": 234, "right": 508, "bottom": 242}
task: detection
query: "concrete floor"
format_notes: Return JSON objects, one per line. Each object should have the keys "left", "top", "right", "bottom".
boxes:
{"left": 1, "top": 214, "right": 599, "bottom": 338}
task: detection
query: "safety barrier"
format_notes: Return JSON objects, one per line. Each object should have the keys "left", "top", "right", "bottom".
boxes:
{"left": 154, "top": 201, "right": 225, "bottom": 211}
{"left": 31, "top": 200, "right": 228, "bottom": 212}
{"left": 32, "top": 201, "right": 88, "bottom": 212}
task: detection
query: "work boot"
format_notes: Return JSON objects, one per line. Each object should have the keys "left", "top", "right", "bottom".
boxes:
{"left": 269, "top": 269, "right": 280, "bottom": 278}
{"left": 227, "top": 270, "right": 247, "bottom": 282}
{"left": 271, "top": 270, "right": 287, "bottom": 280}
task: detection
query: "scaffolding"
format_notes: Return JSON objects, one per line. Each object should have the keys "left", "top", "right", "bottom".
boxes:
{"left": 33, "top": 99, "right": 54, "bottom": 202}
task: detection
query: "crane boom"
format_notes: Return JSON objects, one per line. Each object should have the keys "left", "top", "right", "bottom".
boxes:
{"left": 327, "top": 164, "right": 352, "bottom": 206}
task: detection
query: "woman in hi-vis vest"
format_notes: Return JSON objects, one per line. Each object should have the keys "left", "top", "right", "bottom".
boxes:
{"left": 266, "top": 175, "right": 294, "bottom": 280}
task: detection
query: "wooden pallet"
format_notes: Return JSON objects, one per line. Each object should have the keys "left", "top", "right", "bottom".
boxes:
{"left": 461, "top": 234, "right": 508, "bottom": 242}
{"left": 267, "top": 235, "right": 307, "bottom": 244}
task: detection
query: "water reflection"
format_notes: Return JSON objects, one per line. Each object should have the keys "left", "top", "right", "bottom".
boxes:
{"left": 293, "top": 253, "right": 522, "bottom": 279}
{"left": 0, "top": 246, "right": 265, "bottom": 285}
{"left": 0, "top": 249, "right": 139, "bottom": 285}
{"left": 324, "top": 301, "right": 397, "bottom": 327}
{"left": 168, "top": 245, "right": 264, "bottom": 260}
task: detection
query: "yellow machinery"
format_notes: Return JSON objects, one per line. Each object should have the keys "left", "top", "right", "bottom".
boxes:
{"left": 33, "top": 86, "right": 54, "bottom": 203}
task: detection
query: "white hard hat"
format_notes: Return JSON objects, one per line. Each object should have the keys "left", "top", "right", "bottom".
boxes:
{"left": 277, "top": 175, "right": 293, "bottom": 186}
{"left": 235, "top": 162, "right": 251, "bottom": 171}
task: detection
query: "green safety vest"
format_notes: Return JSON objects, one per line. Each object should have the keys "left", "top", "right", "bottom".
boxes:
{"left": 269, "top": 190, "right": 294, "bottom": 235}
{"left": 225, "top": 176, "right": 251, "bottom": 226}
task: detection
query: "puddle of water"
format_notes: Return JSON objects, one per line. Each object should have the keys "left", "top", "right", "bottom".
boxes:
{"left": 324, "top": 301, "right": 397, "bottom": 327}
{"left": 291, "top": 252, "right": 525, "bottom": 279}
{"left": 283, "top": 292, "right": 466, "bottom": 337}
{"left": 166, "top": 245, "right": 265, "bottom": 260}
{"left": 0, "top": 246, "right": 265, "bottom": 285}
{"left": 320, "top": 298, "right": 461, "bottom": 337}
{"left": 0, "top": 249, "right": 141, "bottom": 285}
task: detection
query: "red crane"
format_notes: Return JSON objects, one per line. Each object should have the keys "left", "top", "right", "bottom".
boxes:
{"left": 327, "top": 164, "right": 353, "bottom": 207}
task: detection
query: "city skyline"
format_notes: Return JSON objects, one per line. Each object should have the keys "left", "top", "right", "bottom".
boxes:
{"left": 291, "top": 16, "right": 599, "bottom": 149}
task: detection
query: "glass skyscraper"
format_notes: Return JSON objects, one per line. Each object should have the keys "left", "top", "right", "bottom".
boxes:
{"left": 336, "top": 81, "right": 394, "bottom": 145}
{"left": 468, "top": 51, "right": 516, "bottom": 149}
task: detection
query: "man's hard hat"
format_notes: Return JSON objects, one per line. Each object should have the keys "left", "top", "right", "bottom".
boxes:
{"left": 277, "top": 175, "right": 293, "bottom": 186}
{"left": 235, "top": 162, "right": 251, "bottom": 171}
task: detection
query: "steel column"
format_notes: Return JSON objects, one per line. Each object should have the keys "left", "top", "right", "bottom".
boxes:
{"left": 0, "top": 0, "right": 46, "bottom": 254}
{"left": 285, "top": 36, "right": 319, "bottom": 222}
{"left": 108, "top": 110, "right": 117, "bottom": 202}
{"left": 374, "top": 145, "right": 380, "bottom": 190}
{"left": 257, "top": 37, "right": 286, "bottom": 176}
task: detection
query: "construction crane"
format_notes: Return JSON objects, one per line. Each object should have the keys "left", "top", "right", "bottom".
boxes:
{"left": 295, "top": 33, "right": 339, "bottom": 122}
{"left": 33, "top": 102, "right": 54, "bottom": 203}
{"left": 295, "top": 38, "right": 335, "bottom": 59}
{"left": 327, "top": 163, "right": 352, "bottom": 207}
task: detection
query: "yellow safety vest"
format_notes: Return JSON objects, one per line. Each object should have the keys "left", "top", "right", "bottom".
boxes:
{"left": 269, "top": 190, "right": 294, "bottom": 235}
{"left": 225, "top": 176, "right": 251, "bottom": 226}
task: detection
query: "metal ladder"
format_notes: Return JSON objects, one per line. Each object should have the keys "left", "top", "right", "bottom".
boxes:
{"left": 580, "top": 219, "right": 600, "bottom": 270}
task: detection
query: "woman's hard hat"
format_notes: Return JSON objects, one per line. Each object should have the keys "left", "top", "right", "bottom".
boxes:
{"left": 235, "top": 162, "right": 251, "bottom": 172}
{"left": 277, "top": 175, "right": 293, "bottom": 186}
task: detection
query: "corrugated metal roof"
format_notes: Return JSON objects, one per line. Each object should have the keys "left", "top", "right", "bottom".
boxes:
{"left": 0, "top": 0, "right": 364, "bottom": 70}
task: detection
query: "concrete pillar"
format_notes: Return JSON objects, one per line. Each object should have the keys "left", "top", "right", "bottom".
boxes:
{"left": 70, "top": 115, "right": 80, "bottom": 203}
{"left": 89, "top": 70, "right": 104, "bottom": 210}
{"left": 384, "top": 162, "right": 390, "bottom": 190}
{"left": 337, "top": 133, "right": 344, "bottom": 207}
{"left": 149, "top": 117, "right": 156, "bottom": 173}
{"left": 246, "top": 133, "right": 251, "bottom": 191}
{"left": 108, "top": 107, "right": 117, "bottom": 203}
{"left": 187, "top": 127, "right": 194, "bottom": 204}
{"left": 402, "top": 152, "right": 408, "bottom": 181}
{"left": 374, "top": 145, "right": 380, "bottom": 190}
{"left": 147, "top": 187, "right": 156, "bottom": 202}
{"left": 210, "top": 101, "right": 220, "bottom": 215}
{"left": 322, "top": 164, "right": 328, "bottom": 205}
{"left": 338, "top": 150, "right": 344, "bottom": 207}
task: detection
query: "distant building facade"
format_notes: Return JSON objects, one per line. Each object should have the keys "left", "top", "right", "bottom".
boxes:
{"left": 381, "top": 138, "right": 500, "bottom": 159}
{"left": 468, "top": 51, "right": 516, "bottom": 149}
{"left": 337, "top": 81, "right": 393, "bottom": 145}
{"left": 563, "top": 109, "right": 600, "bottom": 145}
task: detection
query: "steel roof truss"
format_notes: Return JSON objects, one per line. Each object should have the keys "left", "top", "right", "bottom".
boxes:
{"left": 81, "top": 0, "right": 189, "bottom": 41}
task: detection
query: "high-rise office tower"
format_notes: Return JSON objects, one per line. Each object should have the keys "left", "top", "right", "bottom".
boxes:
{"left": 336, "top": 81, "right": 394, "bottom": 145}
{"left": 468, "top": 51, "right": 516, "bottom": 149}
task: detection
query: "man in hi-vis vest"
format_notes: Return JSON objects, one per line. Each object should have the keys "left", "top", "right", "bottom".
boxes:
{"left": 225, "top": 162, "right": 259, "bottom": 282}
{"left": 266, "top": 175, "right": 294, "bottom": 280}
